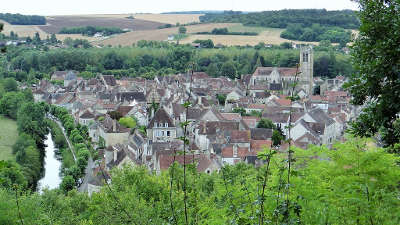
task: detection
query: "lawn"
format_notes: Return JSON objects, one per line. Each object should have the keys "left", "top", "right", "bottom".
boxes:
{"left": 0, "top": 116, "right": 18, "bottom": 161}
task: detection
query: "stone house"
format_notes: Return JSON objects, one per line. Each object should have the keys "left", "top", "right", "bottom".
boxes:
{"left": 78, "top": 110, "right": 95, "bottom": 126}
{"left": 98, "top": 115, "right": 130, "bottom": 147}
{"left": 147, "top": 108, "right": 177, "bottom": 143}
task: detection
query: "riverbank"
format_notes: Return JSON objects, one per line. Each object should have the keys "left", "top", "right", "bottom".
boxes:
{"left": 47, "top": 119, "right": 75, "bottom": 170}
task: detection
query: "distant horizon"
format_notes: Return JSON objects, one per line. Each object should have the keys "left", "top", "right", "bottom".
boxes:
{"left": 0, "top": 9, "right": 360, "bottom": 17}
{"left": 0, "top": 0, "right": 359, "bottom": 16}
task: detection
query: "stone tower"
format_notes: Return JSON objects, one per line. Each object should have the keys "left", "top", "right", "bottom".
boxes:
{"left": 299, "top": 46, "right": 314, "bottom": 95}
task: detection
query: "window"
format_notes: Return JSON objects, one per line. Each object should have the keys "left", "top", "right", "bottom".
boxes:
{"left": 159, "top": 122, "right": 163, "bottom": 127}
{"left": 154, "top": 122, "right": 157, "bottom": 128}
{"left": 165, "top": 123, "right": 168, "bottom": 128}
{"left": 161, "top": 131, "right": 164, "bottom": 136}
{"left": 303, "top": 53, "right": 308, "bottom": 62}
{"left": 167, "top": 131, "right": 171, "bottom": 137}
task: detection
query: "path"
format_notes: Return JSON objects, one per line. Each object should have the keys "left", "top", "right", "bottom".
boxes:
{"left": 47, "top": 114, "right": 76, "bottom": 161}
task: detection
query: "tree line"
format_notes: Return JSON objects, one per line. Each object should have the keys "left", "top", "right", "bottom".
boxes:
{"left": 0, "top": 13, "right": 46, "bottom": 25}
{"left": 59, "top": 26, "right": 127, "bottom": 36}
{"left": 2, "top": 43, "right": 352, "bottom": 81}
{"left": 196, "top": 27, "right": 258, "bottom": 36}
{"left": 0, "top": 81, "right": 48, "bottom": 190}
{"left": 200, "top": 9, "right": 358, "bottom": 44}
{"left": 200, "top": 9, "right": 359, "bottom": 29}
{"left": 47, "top": 104, "right": 92, "bottom": 193}
{"left": 280, "top": 23, "right": 352, "bottom": 44}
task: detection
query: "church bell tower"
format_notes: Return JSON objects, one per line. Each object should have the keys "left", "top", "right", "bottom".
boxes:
{"left": 299, "top": 46, "right": 314, "bottom": 95}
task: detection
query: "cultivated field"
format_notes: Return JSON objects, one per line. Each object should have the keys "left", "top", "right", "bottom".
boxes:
{"left": 0, "top": 20, "right": 47, "bottom": 38}
{"left": 40, "top": 16, "right": 166, "bottom": 34}
{"left": 133, "top": 14, "right": 203, "bottom": 25}
{"left": 0, "top": 116, "right": 18, "bottom": 161}
{"left": 180, "top": 27, "right": 319, "bottom": 46}
{"left": 98, "top": 23, "right": 236, "bottom": 46}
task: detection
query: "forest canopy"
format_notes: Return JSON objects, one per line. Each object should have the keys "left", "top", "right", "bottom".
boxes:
{"left": 200, "top": 9, "right": 359, "bottom": 29}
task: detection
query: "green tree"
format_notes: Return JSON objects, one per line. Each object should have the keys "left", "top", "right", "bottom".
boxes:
{"left": 221, "top": 60, "right": 237, "bottom": 79}
{"left": 33, "top": 32, "right": 41, "bottom": 44}
{"left": 178, "top": 26, "right": 187, "bottom": 34}
{"left": 271, "top": 129, "right": 284, "bottom": 147}
{"left": 3, "top": 78, "right": 18, "bottom": 92}
{"left": 50, "top": 33, "right": 57, "bottom": 43}
{"left": 119, "top": 117, "right": 136, "bottom": 128}
{"left": 60, "top": 175, "right": 75, "bottom": 194}
{"left": 344, "top": 0, "right": 400, "bottom": 149}
{"left": 232, "top": 107, "right": 246, "bottom": 116}
{"left": 216, "top": 94, "right": 226, "bottom": 106}
{"left": 0, "top": 160, "right": 27, "bottom": 190}
{"left": 257, "top": 118, "right": 276, "bottom": 129}
{"left": 0, "top": 91, "right": 26, "bottom": 119}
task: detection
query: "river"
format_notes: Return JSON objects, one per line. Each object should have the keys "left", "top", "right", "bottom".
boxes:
{"left": 38, "top": 133, "right": 62, "bottom": 192}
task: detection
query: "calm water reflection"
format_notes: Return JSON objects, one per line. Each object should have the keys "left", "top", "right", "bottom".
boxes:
{"left": 38, "top": 133, "right": 62, "bottom": 192}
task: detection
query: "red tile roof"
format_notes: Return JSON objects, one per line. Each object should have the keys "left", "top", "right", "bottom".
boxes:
{"left": 251, "top": 140, "right": 272, "bottom": 153}
{"left": 274, "top": 98, "right": 291, "bottom": 107}
{"left": 221, "top": 113, "right": 242, "bottom": 121}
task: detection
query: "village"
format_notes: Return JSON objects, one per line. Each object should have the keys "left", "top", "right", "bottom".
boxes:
{"left": 31, "top": 46, "right": 357, "bottom": 194}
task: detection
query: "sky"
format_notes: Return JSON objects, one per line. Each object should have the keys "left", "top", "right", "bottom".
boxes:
{"left": 1, "top": 0, "right": 359, "bottom": 15}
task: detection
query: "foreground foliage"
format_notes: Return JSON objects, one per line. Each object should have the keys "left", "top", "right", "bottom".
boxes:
{"left": 1, "top": 139, "right": 399, "bottom": 224}
{"left": 344, "top": 0, "right": 400, "bottom": 151}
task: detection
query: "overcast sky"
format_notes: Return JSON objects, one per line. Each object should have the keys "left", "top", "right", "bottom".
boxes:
{"left": 1, "top": 0, "right": 359, "bottom": 15}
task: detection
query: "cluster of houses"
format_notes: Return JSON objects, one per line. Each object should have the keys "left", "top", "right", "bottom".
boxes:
{"left": 32, "top": 46, "right": 358, "bottom": 193}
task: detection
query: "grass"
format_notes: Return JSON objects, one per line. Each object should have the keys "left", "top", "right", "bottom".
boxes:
{"left": 60, "top": 148, "right": 75, "bottom": 169}
{"left": 0, "top": 115, "right": 18, "bottom": 161}
{"left": 227, "top": 24, "right": 270, "bottom": 34}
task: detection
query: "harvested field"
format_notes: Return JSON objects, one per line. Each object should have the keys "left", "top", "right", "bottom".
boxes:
{"left": 98, "top": 23, "right": 236, "bottom": 46}
{"left": 133, "top": 14, "right": 202, "bottom": 25}
{"left": 0, "top": 20, "right": 47, "bottom": 38}
{"left": 181, "top": 28, "right": 319, "bottom": 46}
{"left": 40, "top": 16, "right": 166, "bottom": 34}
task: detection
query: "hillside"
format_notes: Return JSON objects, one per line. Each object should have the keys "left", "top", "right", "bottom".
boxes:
{"left": 41, "top": 15, "right": 165, "bottom": 34}
{"left": 1, "top": 12, "right": 353, "bottom": 46}
{"left": 200, "top": 9, "right": 360, "bottom": 29}
{"left": 98, "top": 23, "right": 236, "bottom": 46}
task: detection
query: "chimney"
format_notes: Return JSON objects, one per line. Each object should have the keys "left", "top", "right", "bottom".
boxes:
{"left": 112, "top": 119, "right": 117, "bottom": 132}
{"left": 113, "top": 148, "right": 117, "bottom": 162}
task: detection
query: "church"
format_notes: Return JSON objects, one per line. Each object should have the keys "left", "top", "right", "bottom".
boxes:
{"left": 249, "top": 46, "right": 314, "bottom": 96}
